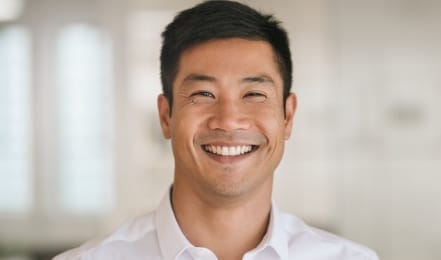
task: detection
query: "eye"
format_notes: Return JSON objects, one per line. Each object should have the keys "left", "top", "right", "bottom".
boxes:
{"left": 190, "top": 91, "right": 215, "bottom": 98}
{"left": 189, "top": 91, "right": 215, "bottom": 104}
{"left": 245, "top": 92, "right": 265, "bottom": 97}
{"left": 244, "top": 91, "right": 267, "bottom": 102}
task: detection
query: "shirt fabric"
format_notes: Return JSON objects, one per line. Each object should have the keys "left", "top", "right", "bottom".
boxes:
{"left": 54, "top": 191, "right": 379, "bottom": 260}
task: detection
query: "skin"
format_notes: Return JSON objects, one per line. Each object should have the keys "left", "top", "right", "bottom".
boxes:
{"left": 157, "top": 38, "right": 297, "bottom": 260}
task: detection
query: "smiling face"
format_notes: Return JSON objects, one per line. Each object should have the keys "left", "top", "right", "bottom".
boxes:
{"left": 158, "top": 38, "right": 296, "bottom": 202}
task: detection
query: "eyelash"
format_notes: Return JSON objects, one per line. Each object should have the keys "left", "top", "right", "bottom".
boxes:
{"left": 190, "top": 91, "right": 215, "bottom": 98}
{"left": 188, "top": 91, "right": 267, "bottom": 102}
{"left": 244, "top": 92, "right": 266, "bottom": 97}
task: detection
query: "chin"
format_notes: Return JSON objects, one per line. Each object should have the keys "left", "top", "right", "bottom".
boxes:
{"left": 207, "top": 179, "right": 258, "bottom": 199}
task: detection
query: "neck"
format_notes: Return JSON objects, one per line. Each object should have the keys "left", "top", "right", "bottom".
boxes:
{"left": 171, "top": 183, "right": 272, "bottom": 260}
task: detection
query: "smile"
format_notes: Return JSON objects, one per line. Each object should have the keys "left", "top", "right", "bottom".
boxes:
{"left": 202, "top": 145, "right": 257, "bottom": 156}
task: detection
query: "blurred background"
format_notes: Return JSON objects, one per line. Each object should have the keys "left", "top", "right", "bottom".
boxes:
{"left": 1, "top": 0, "right": 440, "bottom": 259}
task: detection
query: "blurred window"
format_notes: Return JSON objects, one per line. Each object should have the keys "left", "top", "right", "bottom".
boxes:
{"left": 0, "top": 26, "right": 33, "bottom": 213}
{"left": 56, "top": 24, "right": 114, "bottom": 214}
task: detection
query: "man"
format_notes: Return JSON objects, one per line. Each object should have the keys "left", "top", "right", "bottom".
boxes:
{"left": 55, "top": 1, "right": 379, "bottom": 259}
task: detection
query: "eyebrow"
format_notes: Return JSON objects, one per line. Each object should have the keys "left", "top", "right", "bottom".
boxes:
{"left": 181, "top": 73, "right": 275, "bottom": 86}
{"left": 241, "top": 75, "right": 275, "bottom": 85}
{"left": 183, "top": 74, "right": 216, "bottom": 84}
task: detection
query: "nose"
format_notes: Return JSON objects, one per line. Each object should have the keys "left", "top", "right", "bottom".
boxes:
{"left": 207, "top": 99, "right": 251, "bottom": 131}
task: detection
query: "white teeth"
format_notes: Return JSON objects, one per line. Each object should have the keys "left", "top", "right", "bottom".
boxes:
{"left": 203, "top": 145, "right": 254, "bottom": 156}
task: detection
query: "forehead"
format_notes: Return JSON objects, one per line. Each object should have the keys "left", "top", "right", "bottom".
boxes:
{"left": 174, "top": 38, "right": 283, "bottom": 86}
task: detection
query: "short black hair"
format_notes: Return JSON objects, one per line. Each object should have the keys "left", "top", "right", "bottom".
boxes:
{"left": 160, "top": 0, "right": 292, "bottom": 111}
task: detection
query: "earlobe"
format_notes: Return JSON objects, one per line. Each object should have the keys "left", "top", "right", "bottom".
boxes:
{"left": 157, "top": 94, "right": 172, "bottom": 139}
{"left": 284, "top": 93, "right": 297, "bottom": 140}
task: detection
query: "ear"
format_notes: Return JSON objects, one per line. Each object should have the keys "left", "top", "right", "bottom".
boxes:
{"left": 157, "top": 94, "right": 172, "bottom": 139}
{"left": 283, "top": 93, "right": 297, "bottom": 140}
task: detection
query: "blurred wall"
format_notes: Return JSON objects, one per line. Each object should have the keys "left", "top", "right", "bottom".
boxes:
{"left": 0, "top": 0, "right": 440, "bottom": 259}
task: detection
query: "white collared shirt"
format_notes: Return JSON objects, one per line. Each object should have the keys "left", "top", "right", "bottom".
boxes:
{"left": 54, "top": 191, "right": 379, "bottom": 260}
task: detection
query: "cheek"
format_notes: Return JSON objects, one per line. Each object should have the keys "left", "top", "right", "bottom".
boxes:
{"left": 169, "top": 120, "right": 195, "bottom": 161}
{"left": 253, "top": 105, "right": 286, "bottom": 131}
{"left": 169, "top": 109, "right": 207, "bottom": 142}
{"left": 256, "top": 115, "right": 288, "bottom": 152}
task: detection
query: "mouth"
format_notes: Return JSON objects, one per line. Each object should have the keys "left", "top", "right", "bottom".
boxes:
{"left": 202, "top": 144, "right": 258, "bottom": 156}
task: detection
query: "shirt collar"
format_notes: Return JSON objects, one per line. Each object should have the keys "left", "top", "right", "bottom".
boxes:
{"left": 154, "top": 189, "right": 191, "bottom": 260}
{"left": 251, "top": 203, "right": 289, "bottom": 260}
{"left": 154, "top": 189, "right": 289, "bottom": 260}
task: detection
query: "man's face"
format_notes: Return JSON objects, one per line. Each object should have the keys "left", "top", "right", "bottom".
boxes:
{"left": 158, "top": 38, "right": 296, "bottom": 200}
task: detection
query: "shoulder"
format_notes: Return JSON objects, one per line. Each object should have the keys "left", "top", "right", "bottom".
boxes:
{"left": 53, "top": 212, "right": 158, "bottom": 260}
{"left": 279, "top": 212, "right": 379, "bottom": 260}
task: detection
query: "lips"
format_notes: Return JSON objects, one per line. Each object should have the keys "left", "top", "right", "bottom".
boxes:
{"left": 202, "top": 145, "right": 256, "bottom": 156}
